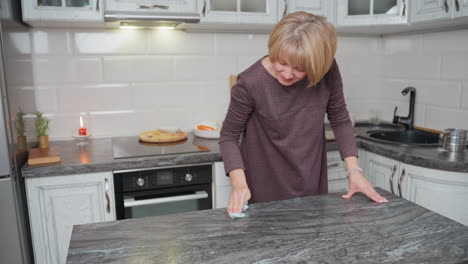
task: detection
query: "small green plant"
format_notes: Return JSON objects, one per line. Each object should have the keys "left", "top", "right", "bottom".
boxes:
{"left": 34, "top": 111, "right": 49, "bottom": 136}
{"left": 16, "top": 111, "right": 26, "bottom": 137}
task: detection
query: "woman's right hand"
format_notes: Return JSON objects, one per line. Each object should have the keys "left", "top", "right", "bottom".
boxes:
{"left": 227, "top": 169, "right": 251, "bottom": 214}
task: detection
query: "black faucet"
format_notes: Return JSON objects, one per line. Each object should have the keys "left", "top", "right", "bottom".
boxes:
{"left": 393, "top": 87, "right": 416, "bottom": 130}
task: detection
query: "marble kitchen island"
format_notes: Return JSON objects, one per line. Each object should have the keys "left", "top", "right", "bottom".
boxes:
{"left": 66, "top": 189, "right": 468, "bottom": 264}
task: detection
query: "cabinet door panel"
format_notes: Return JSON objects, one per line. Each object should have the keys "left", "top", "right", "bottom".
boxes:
{"left": 337, "top": 0, "right": 406, "bottom": 26}
{"left": 402, "top": 164, "right": 468, "bottom": 226}
{"left": 410, "top": 0, "right": 452, "bottom": 22}
{"left": 366, "top": 152, "right": 399, "bottom": 194}
{"left": 22, "top": 0, "right": 103, "bottom": 21}
{"left": 201, "top": 0, "right": 277, "bottom": 24}
{"left": 26, "top": 172, "right": 115, "bottom": 264}
{"left": 106, "top": 0, "right": 197, "bottom": 13}
{"left": 282, "top": 0, "right": 335, "bottom": 22}
{"left": 214, "top": 185, "right": 232, "bottom": 209}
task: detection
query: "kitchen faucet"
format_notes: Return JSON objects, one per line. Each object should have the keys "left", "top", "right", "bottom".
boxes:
{"left": 393, "top": 87, "right": 416, "bottom": 130}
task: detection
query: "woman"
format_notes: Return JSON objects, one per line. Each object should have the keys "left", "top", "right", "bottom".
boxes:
{"left": 220, "top": 11, "right": 387, "bottom": 214}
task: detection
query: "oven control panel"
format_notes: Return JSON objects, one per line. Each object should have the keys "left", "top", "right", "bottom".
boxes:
{"left": 114, "top": 165, "right": 212, "bottom": 192}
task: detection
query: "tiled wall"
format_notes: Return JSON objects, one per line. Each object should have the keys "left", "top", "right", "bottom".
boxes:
{"left": 4, "top": 27, "right": 468, "bottom": 140}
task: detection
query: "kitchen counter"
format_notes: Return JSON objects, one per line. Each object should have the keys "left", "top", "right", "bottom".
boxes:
{"left": 66, "top": 188, "right": 468, "bottom": 264}
{"left": 22, "top": 126, "right": 468, "bottom": 178}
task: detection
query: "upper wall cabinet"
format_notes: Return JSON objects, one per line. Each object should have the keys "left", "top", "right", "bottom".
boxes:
{"left": 410, "top": 0, "right": 468, "bottom": 22}
{"left": 337, "top": 0, "right": 407, "bottom": 26}
{"left": 22, "top": 0, "right": 103, "bottom": 22}
{"left": 278, "top": 0, "right": 335, "bottom": 24}
{"left": 105, "top": 0, "right": 197, "bottom": 13}
{"left": 199, "top": 0, "right": 278, "bottom": 24}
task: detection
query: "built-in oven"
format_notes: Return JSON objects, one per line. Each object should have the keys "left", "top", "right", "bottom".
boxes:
{"left": 113, "top": 163, "right": 212, "bottom": 220}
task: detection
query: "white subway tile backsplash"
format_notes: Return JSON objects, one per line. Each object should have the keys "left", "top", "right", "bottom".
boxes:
{"left": 35, "top": 86, "right": 58, "bottom": 113}
{"left": 4, "top": 31, "right": 31, "bottom": 55}
{"left": 425, "top": 106, "right": 468, "bottom": 130}
{"left": 407, "top": 80, "right": 461, "bottom": 108}
{"left": 422, "top": 29, "right": 468, "bottom": 55}
{"left": 33, "top": 57, "right": 101, "bottom": 84}
{"left": 382, "top": 55, "right": 441, "bottom": 80}
{"left": 462, "top": 83, "right": 468, "bottom": 109}
{"left": 32, "top": 30, "right": 70, "bottom": 55}
{"left": 103, "top": 56, "right": 174, "bottom": 82}
{"left": 88, "top": 110, "right": 138, "bottom": 137}
{"left": 17, "top": 28, "right": 468, "bottom": 138}
{"left": 382, "top": 34, "right": 422, "bottom": 55}
{"left": 441, "top": 55, "right": 468, "bottom": 81}
{"left": 57, "top": 84, "right": 131, "bottom": 113}
{"left": 73, "top": 29, "right": 147, "bottom": 54}
{"left": 131, "top": 82, "right": 201, "bottom": 111}
{"left": 336, "top": 36, "right": 382, "bottom": 57}
{"left": 148, "top": 31, "right": 214, "bottom": 55}
{"left": 175, "top": 56, "right": 237, "bottom": 81}
{"left": 5, "top": 59, "right": 34, "bottom": 86}
{"left": 215, "top": 33, "right": 268, "bottom": 56}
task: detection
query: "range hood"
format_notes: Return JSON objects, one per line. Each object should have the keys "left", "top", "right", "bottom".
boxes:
{"left": 104, "top": 11, "right": 200, "bottom": 29}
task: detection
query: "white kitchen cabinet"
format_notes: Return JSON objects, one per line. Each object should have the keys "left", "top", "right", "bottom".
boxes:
{"left": 199, "top": 0, "right": 278, "bottom": 24}
{"left": 212, "top": 161, "right": 232, "bottom": 209}
{"left": 105, "top": 0, "right": 197, "bottom": 13}
{"left": 400, "top": 163, "right": 468, "bottom": 226}
{"left": 360, "top": 149, "right": 468, "bottom": 226}
{"left": 409, "top": 0, "right": 453, "bottom": 22}
{"left": 26, "top": 172, "right": 116, "bottom": 264}
{"left": 21, "top": 0, "right": 103, "bottom": 22}
{"left": 327, "top": 150, "right": 348, "bottom": 193}
{"left": 337, "top": 0, "right": 407, "bottom": 26}
{"left": 361, "top": 149, "right": 400, "bottom": 194}
{"left": 453, "top": 0, "right": 468, "bottom": 17}
{"left": 278, "top": 0, "right": 335, "bottom": 23}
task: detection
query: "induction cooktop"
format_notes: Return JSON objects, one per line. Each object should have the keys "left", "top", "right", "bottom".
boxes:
{"left": 112, "top": 134, "right": 209, "bottom": 159}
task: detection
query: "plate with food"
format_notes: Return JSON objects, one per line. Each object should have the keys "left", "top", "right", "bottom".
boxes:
{"left": 193, "top": 121, "right": 221, "bottom": 139}
{"left": 139, "top": 128, "right": 187, "bottom": 143}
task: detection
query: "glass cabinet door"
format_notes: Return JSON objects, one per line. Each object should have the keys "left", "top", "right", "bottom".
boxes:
{"left": 203, "top": 0, "right": 277, "bottom": 24}
{"left": 337, "top": 0, "right": 405, "bottom": 26}
{"left": 36, "top": 0, "right": 92, "bottom": 8}
{"left": 347, "top": 0, "right": 397, "bottom": 16}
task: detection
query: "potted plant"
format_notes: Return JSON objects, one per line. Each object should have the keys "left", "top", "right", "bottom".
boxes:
{"left": 34, "top": 111, "right": 50, "bottom": 149}
{"left": 16, "top": 111, "right": 27, "bottom": 151}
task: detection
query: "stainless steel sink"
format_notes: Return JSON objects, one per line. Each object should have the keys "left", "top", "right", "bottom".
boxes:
{"left": 368, "top": 130, "right": 440, "bottom": 146}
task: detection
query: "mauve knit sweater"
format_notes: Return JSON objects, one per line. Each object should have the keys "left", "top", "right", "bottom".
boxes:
{"left": 219, "top": 57, "right": 357, "bottom": 203}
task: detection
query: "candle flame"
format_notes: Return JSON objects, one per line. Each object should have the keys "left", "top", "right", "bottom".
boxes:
{"left": 80, "top": 116, "right": 83, "bottom": 128}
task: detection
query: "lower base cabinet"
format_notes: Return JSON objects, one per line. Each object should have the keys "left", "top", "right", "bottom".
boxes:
{"left": 26, "top": 172, "right": 116, "bottom": 264}
{"left": 360, "top": 149, "right": 468, "bottom": 226}
{"left": 327, "top": 151, "right": 348, "bottom": 193}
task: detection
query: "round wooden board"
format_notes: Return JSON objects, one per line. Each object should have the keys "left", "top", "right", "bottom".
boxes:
{"left": 138, "top": 130, "right": 188, "bottom": 143}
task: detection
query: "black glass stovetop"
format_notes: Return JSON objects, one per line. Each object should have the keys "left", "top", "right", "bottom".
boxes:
{"left": 112, "top": 134, "right": 209, "bottom": 159}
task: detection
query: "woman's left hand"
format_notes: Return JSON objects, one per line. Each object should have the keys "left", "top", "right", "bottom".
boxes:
{"left": 342, "top": 172, "right": 388, "bottom": 203}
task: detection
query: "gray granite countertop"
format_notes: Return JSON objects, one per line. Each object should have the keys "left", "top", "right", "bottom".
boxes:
{"left": 66, "top": 188, "right": 468, "bottom": 264}
{"left": 22, "top": 125, "right": 468, "bottom": 178}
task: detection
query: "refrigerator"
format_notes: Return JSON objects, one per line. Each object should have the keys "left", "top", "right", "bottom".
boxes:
{"left": 0, "top": 0, "right": 34, "bottom": 263}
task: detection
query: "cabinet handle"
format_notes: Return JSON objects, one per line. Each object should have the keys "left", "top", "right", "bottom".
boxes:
{"left": 389, "top": 165, "right": 397, "bottom": 194}
{"left": 401, "top": 0, "right": 406, "bottom": 17}
{"left": 282, "top": 0, "right": 288, "bottom": 17}
{"left": 105, "top": 178, "right": 111, "bottom": 214}
{"left": 444, "top": 0, "right": 449, "bottom": 13}
{"left": 327, "top": 163, "right": 340, "bottom": 169}
{"left": 202, "top": 0, "right": 206, "bottom": 17}
{"left": 136, "top": 4, "right": 169, "bottom": 9}
{"left": 398, "top": 169, "right": 406, "bottom": 198}
{"left": 455, "top": 0, "right": 460, "bottom": 11}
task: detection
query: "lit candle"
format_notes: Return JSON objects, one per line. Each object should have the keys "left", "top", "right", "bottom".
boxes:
{"left": 78, "top": 115, "right": 87, "bottom": 136}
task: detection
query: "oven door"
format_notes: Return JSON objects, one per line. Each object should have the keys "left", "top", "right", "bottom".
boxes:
{"left": 121, "top": 184, "right": 212, "bottom": 219}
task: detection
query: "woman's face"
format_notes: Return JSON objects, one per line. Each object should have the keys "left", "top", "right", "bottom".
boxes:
{"left": 271, "top": 58, "right": 307, "bottom": 86}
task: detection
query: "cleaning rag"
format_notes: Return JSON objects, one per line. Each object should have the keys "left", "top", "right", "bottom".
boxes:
{"left": 229, "top": 203, "right": 249, "bottom": 219}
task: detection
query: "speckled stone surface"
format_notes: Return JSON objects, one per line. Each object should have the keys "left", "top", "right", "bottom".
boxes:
{"left": 22, "top": 126, "right": 468, "bottom": 178}
{"left": 66, "top": 189, "right": 468, "bottom": 264}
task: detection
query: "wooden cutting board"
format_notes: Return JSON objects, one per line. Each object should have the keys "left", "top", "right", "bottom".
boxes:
{"left": 28, "top": 146, "right": 61, "bottom": 166}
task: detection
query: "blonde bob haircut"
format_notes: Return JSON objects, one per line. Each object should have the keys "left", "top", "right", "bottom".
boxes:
{"left": 268, "top": 11, "right": 337, "bottom": 88}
